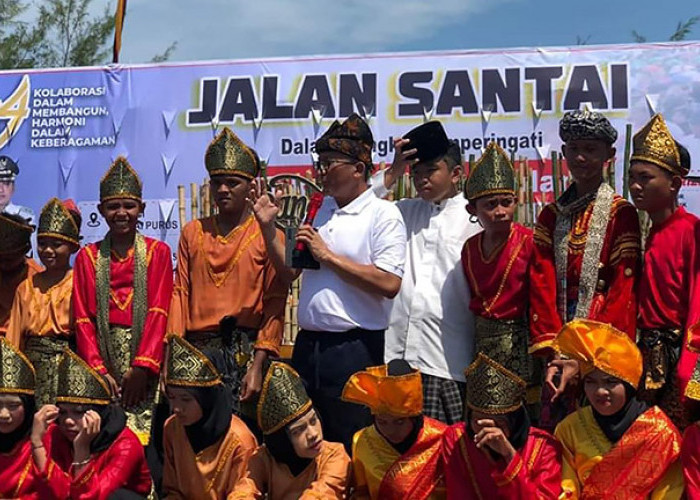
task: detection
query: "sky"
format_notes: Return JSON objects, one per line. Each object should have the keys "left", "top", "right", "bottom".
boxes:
{"left": 112, "top": 0, "right": 700, "bottom": 64}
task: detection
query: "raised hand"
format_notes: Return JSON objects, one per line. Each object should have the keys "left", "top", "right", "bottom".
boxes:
{"left": 474, "top": 419, "right": 517, "bottom": 464}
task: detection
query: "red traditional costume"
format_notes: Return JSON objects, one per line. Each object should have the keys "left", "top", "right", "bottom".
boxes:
{"left": 0, "top": 212, "right": 41, "bottom": 336}
{"left": 529, "top": 111, "right": 640, "bottom": 355}
{"left": 343, "top": 363, "right": 446, "bottom": 499}
{"left": 462, "top": 142, "right": 536, "bottom": 405}
{"left": 631, "top": 114, "right": 700, "bottom": 430}
{"left": 73, "top": 157, "right": 173, "bottom": 444}
{"left": 34, "top": 349, "right": 152, "bottom": 499}
{"left": 553, "top": 320, "right": 683, "bottom": 499}
{"left": 441, "top": 353, "right": 561, "bottom": 499}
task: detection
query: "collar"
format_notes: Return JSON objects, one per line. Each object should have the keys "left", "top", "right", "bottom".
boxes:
{"left": 432, "top": 193, "right": 465, "bottom": 213}
{"left": 332, "top": 187, "right": 375, "bottom": 215}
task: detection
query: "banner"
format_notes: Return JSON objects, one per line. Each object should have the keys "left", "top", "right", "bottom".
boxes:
{"left": 1, "top": 40, "right": 700, "bottom": 240}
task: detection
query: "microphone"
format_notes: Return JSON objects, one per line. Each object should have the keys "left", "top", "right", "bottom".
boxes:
{"left": 292, "top": 192, "right": 324, "bottom": 269}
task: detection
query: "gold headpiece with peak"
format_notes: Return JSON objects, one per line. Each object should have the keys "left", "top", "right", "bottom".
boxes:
{"left": 465, "top": 141, "right": 516, "bottom": 201}
{"left": 38, "top": 198, "right": 80, "bottom": 246}
{"left": 55, "top": 349, "right": 111, "bottom": 405}
{"left": 165, "top": 335, "right": 222, "bottom": 387}
{"left": 0, "top": 338, "right": 35, "bottom": 395}
{"left": 100, "top": 156, "right": 143, "bottom": 202}
{"left": 0, "top": 212, "right": 33, "bottom": 255}
{"left": 465, "top": 353, "right": 526, "bottom": 414}
{"left": 257, "top": 361, "right": 312, "bottom": 435}
{"left": 205, "top": 128, "right": 260, "bottom": 179}
{"left": 631, "top": 114, "right": 685, "bottom": 177}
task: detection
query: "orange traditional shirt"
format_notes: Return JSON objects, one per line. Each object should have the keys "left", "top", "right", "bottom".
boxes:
{"left": 167, "top": 216, "right": 288, "bottom": 355}
{"left": 6, "top": 270, "right": 74, "bottom": 348}
{"left": 233, "top": 441, "right": 350, "bottom": 499}
{"left": 462, "top": 223, "right": 533, "bottom": 320}
{"left": 530, "top": 193, "right": 640, "bottom": 355}
{"left": 163, "top": 414, "right": 258, "bottom": 499}
{"left": 0, "top": 258, "right": 42, "bottom": 337}
{"left": 72, "top": 236, "right": 173, "bottom": 375}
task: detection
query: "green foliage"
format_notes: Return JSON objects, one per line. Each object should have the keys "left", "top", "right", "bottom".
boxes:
{"left": 632, "top": 16, "right": 699, "bottom": 43}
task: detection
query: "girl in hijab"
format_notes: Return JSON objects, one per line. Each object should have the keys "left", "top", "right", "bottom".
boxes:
{"left": 162, "top": 335, "right": 257, "bottom": 498}
{"left": 341, "top": 359, "right": 446, "bottom": 500}
{"left": 29, "top": 348, "right": 152, "bottom": 499}
{"left": 235, "top": 361, "right": 350, "bottom": 498}
{"left": 553, "top": 319, "right": 683, "bottom": 499}
{"left": 0, "top": 337, "right": 42, "bottom": 498}
{"left": 441, "top": 353, "right": 561, "bottom": 499}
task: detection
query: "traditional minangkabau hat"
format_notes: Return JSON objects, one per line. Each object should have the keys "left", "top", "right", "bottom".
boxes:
{"left": 165, "top": 335, "right": 222, "bottom": 388}
{"left": 55, "top": 349, "right": 111, "bottom": 405}
{"left": 257, "top": 361, "right": 312, "bottom": 435}
{"left": 99, "top": 156, "right": 143, "bottom": 202}
{"left": 0, "top": 212, "right": 33, "bottom": 255}
{"left": 465, "top": 141, "right": 516, "bottom": 201}
{"left": 315, "top": 113, "right": 374, "bottom": 168}
{"left": 0, "top": 156, "right": 19, "bottom": 182}
{"left": 631, "top": 113, "right": 686, "bottom": 177}
{"left": 402, "top": 121, "right": 452, "bottom": 163}
{"left": 465, "top": 353, "right": 526, "bottom": 414}
{"left": 553, "top": 319, "right": 643, "bottom": 388}
{"left": 0, "top": 338, "right": 35, "bottom": 395}
{"left": 204, "top": 127, "right": 260, "bottom": 179}
{"left": 559, "top": 109, "right": 618, "bottom": 144}
{"left": 37, "top": 198, "right": 81, "bottom": 246}
{"left": 341, "top": 361, "right": 423, "bottom": 417}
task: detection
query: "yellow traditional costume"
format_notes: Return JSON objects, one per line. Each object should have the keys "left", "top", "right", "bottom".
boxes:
{"left": 233, "top": 361, "right": 350, "bottom": 499}
{"left": 162, "top": 335, "right": 258, "bottom": 499}
{"left": 7, "top": 198, "right": 80, "bottom": 405}
{"left": 343, "top": 362, "right": 446, "bottom": 500}
{"left": 553, "top": 320, "right": 683, "bottom": 499}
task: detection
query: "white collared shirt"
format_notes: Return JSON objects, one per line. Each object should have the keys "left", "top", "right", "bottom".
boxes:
{"left": 371, "top": 170, "right": 482, "bottom": 382}
{"left": 297, "top": 187, "right": 407, "bottom": 332}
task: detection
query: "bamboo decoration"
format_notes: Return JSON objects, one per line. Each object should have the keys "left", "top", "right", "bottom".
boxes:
{"left": 178, "top": 186, "right": 186, "bottom": 232}
{"left": 551, "top": 151, "right": 560, "bottom": 201}
{"left": 190, "top": 183, "right": 199, "bottom": 220}
{"left": 201, "top": 178, "right": 211, "bottom": 217}
{"left": 623, "top": 123, "right": 633, "bottom": 200}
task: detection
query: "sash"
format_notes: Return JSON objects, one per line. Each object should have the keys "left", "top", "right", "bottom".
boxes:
{"left": 553, "top": 183, "right": 614, "bottom": 322}
{"left": 376, "top": 421, "right": 445, "bottom": 500}
{"left": 96, "top": 232, "right": 147, "bottom": 375}
{"left": 581, "top": 406, "right": 680, "bottom": 499}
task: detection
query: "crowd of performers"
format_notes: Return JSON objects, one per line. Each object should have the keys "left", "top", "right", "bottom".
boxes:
{"left": 1, "top": 107, "right": 700, "bottom": 499}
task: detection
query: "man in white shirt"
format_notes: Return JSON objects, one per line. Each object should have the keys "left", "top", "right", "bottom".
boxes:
{"left": 250, "top": 113, "right": 407, "bottom": 451}
{"left": 371, "top": 121, "right": 481, "bottom": 424}
{"left": 0, "top": 156, "right": 34, "bottom": 224}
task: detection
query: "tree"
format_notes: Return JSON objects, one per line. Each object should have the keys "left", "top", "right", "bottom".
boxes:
{"left": 632, "top": 16, "right": 699, "bottom": 43}
{"left": 0, "top": 0, "right": 175, "bottom": 70}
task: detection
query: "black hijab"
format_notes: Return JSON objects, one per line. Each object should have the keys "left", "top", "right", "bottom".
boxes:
{"left": 90, "top": 403, "right": 127, "bottom": 454}
{"left": 183, "top": 348, "right": 233, "bottom": 454}
{"left": 592, "top": 383, "right": 648, "bottom": 443}
{"left": 0, "top": 394, "right": 35, "bottom": 454}
{"left": 264, "top": 425, "right": 313, "bottom": 477}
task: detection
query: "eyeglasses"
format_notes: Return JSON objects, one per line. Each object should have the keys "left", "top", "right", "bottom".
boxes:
{"left": 315, "top": 159, "right": 357, "bottom": 175}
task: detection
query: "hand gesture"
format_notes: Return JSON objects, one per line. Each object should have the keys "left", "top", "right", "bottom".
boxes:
{"left": 103, "top": 373, "right": 121, "bottom": 400}
{"left": 248, "top": 179, "right": 280, "bottom": 231}
{"left": 474, "top": 419, "right": 517, "bottom": 464}
{"left": 545, "top": 356, "right": 580, "bottom": 403}
{"left": 74, "top": 410, "right": 101, "bottom": 451}
{"left": 384, "top": 138, "right": 419, "bottom": 188}
{"left": 31, "top": 404, "right": 59, "bottom": 446}
{"left": 239, "top": 363, "right": 264, "bottom": 402}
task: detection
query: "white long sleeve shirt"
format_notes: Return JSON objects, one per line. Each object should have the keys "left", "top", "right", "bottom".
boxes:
{"left": 371, "top": 170, "right": 482, "bottom": 382}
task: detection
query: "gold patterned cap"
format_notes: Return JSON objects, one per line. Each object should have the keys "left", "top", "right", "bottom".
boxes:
{"left": 257, "top": 361, "right": 312, "bottom": 435}
{"left": 55, "top": 349, "right": 111, "bottom": 405}
{"left": 165, "top": 335, "right": 222, "bottom": 388}
{"left": 100, "top": 156, "right": 143, "bottom": 202}
{"left": 465, "top": 141, "right": 516, "bottom": 201}
{"left": 0, "top": 338, "right": 35, "bottom": 395}
{"left": 205, "top": 127, "right": 260, "bottom": 179}
{"left": 38, "top": 198, "right": 81, "bottom": 246}
{"left": 631, "top": 114, "right": 686, "bottom": 177}
{"left": 0, "top": 212, "right": 33, "bottom": 255}
{"left": 465, "top": 353, "right": 526, "bottom": 414}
